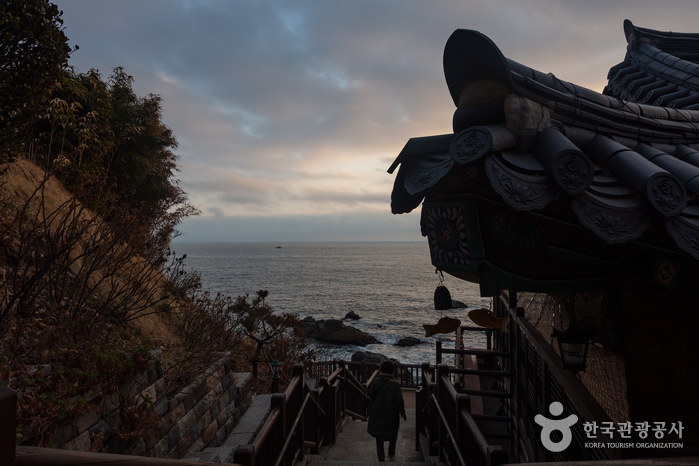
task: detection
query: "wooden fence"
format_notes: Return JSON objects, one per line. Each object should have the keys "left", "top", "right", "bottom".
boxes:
{"left": 307, "top": 360, "right": 424, "bottom": 388}
{"left": 417, "top": 363, "right": 509, "bottom": 466}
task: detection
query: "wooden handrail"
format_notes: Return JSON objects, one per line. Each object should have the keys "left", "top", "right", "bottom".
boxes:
{"left": 249, "top": 406, "right": 281, "bottom": 453}
{"left": 365, "top": 367, "right": 379, "bottom": 389}
{"left": 429, "top": 393, "right": 466, "bottom": 466}
{"left": 342, "top": 369, "right": 371, "bottom": 401}
{"left": 440, "top": 348, "right": 511, "bottom": 357}
{"left": 273, "top": 392, "right": 311, "bottom": 466}
{"left": 460, "top": 406, "right": 493, "bottom": 459}
{"left": 303, "top": 385, "right": 326, "bottom": 416}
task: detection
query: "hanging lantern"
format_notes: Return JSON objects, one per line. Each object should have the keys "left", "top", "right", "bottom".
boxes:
{"left": 551, "top": 296, "right": 593, "bottom": 372}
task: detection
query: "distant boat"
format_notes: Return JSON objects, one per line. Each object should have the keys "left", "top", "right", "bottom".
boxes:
{"left": 275, "top": 246, "right": 282, "bottom": 248}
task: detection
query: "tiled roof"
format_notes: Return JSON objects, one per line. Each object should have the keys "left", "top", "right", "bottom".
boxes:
{"left": 389, "top": 22, "right": 699, "bottom": 261}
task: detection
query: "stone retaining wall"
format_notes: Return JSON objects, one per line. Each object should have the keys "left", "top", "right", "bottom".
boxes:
{"left": 21, "top": 351, "right": 252, "bottom": 458}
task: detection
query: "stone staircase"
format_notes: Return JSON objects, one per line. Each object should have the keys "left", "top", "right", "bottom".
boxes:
{"left": 295, "top": 405, "right": 439, "bottom": 466}
{"left": 186, "top": 387, "right": 439, "bottom": 466}
{"left": 184, "top": 394, "right": 273, "bottom": 463}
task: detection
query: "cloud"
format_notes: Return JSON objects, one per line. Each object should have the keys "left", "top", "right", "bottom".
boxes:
{"left": 56, "top": 0, "right": 699, "bottom": 240}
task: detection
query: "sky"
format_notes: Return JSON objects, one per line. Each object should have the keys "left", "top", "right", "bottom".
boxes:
{"left": 54, "top": 0, "right": 699, "bottom": 242}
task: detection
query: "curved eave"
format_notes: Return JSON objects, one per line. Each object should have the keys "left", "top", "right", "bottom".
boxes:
{"left": 390, "top": 27, "right": 699, "bottom": 262}
{"left": 624, "top": 19, "right": 699, "bottom": 63}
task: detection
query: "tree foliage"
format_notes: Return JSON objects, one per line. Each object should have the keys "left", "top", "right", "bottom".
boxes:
{"left": 0, "top": 0, "right": 71, "bottom": 159}
{"left": 30, "top": 66, "right": 200, "bottom": 255}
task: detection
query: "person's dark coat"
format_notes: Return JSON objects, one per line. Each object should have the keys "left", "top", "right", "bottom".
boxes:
{"left": 367, "top": 374, "right": 404, "bottom": 441}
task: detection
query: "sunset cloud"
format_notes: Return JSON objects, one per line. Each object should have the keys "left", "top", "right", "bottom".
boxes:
{"left": 56, "top": 0, "right": 699, "bottom": 241}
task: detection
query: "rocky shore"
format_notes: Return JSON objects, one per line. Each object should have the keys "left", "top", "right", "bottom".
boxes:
{"left": 302, "top": 317, "right": 379, "bottom": 346}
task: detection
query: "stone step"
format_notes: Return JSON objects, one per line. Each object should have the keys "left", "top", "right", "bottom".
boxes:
{"left": 184, "top": 393, "right": 273, "bottom": 463}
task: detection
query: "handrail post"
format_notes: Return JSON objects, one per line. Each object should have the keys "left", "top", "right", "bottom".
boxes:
{"left": 456, "top": 393, "right": 470, "bottom": 462}
{"left": 293, "top": 364, "right": 305, "bottom": 463}
{"left": 338, "top": 360, "right": 346, "bottom": 416}
{"left": 233, "top": 444, "right": 255, "bottom": 466}
{"left": 0, "top": 388, "right": 17, "bottom": 466}
{"left": 435, "top": 364, "right": 448, "bottom": 462}
{"left": 416, "top": 363, "right": 430, "bottom": 452}
{"left": 436, "top": 340, "right": 442, "bottom": 364}
{"left": 272, "top": 393, "right": 286, "bottom": 462}
{"left": 319, "top": 377, "right": 334, "bottom": 445}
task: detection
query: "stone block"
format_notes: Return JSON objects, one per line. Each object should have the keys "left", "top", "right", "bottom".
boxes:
{"left": 193, "top": 398, "right": 207, "bottom": 420}
{"left": 124, "top": 438, "right": 146, "bottom": 456}
{"left": 105, "top": 433, "right": 128, "bottom": 454}
{"left": 139, "top": 384, "right": 157, "bottom": 405}
{"left": 191, "top": 418, "right": 205, "bottom": 440}
{"left": 215, "top": 427, "right": 227, "bottom": 447}
{"left": 206, "top": 374, "right": 218, "bottom": 393}
{"left": 215, "top": 405, "right": 229, "bottom": 429}
{"left": 209, "top": 399, "right": 221, "bottom": 419}
{"left": 167, "top": 425, "right": 181, "bottom": 451}
{"left": 103, "top": 391, "right": 120, "bottom": 415}
{"left": 183, "top": 391, "right": 196, "bottom": 413}
{"left": 154, "top": 396, "right": 169, "bottom": 417}
{"left": 225, "top": 398, "right": 237, "bottom": 417}
{"left": 153, "top": 436, "right": 169, "bottom": 458}
{"left": 75, "top": 406, "right": 102, "bottom": 435}
{"left": 144, "top": 432, "right": 159, "bottom": 452}
{"left": 150, "top": 349, "right": 163, "bottom": 362}
{"left": 221, "top": 375, "right": 231, "bottom": 392}
{"left": 147, "top": 365, "right": 158, "bottom": 385}
{"left": 53, "top": 422, "right": 74, "bottom": 447}
{"left": 159, "top": 413, "right": 174, "bottom": 439}
{"left": 223, "top": 416, "right": 237, "bottom": 436}
{"left": 176, "top": 409, "right": 196, "bottom": 436}
{"left": 105, "top": 409, "right": 121, "bottom": 427}
{"left": 177, "top": 434, "right": 194, "bottom": 457}
{"left": 219, "top": 389, "right": 231, "bottom": 408}
{"left": 187, "top": 437, "right": 205, "bottom": 454}
{"left": 224, "top": 360, "right": 232, "bottom": 373}
{"left": 64, "top": 430, "right": 91, "bottom": 451}
{"left": 154, "top": 378, "right": 167, "bottom": 400}
{"left": 200, "top": 421, "right": 218, "bottom": 447}
{"left": 169, "top": 402, "right": 185, "bottom": 425}
{"left": 206, "top": 435, "right": 218, "bottom": 448}
{"left": 195, "top": 379, "right": 208, "bottom": 399}
{"left": 88, "top": 419, "right": 110, "bottom": 436}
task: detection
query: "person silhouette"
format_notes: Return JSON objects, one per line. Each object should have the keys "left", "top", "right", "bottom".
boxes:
{"left": 367, "top": 361, "right": 406, "bottom": 461}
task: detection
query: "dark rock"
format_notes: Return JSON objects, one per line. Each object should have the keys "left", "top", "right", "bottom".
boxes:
{"left": 303, "top": 317, "right": 378, "bottom": 346}
{"left": 324, "top": 326, "right": 379, "bottom": 346}
{"left": 352, "top": 351, "right": 414, "bottom": 385}
{"left": 452, "top": 300, "right": 468, "bottom": 309}
{"left": 352, "top": 351, "right": 396, "bottom": 364}
{"left": 395, "top": 337, "right": 422, "bottom": 347}
{"left": 344, "top": 311, "right": 361, "bottom": 320}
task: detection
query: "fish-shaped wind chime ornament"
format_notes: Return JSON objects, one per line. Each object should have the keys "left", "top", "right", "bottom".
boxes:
{"left": 468, "top": 308, "right": 510, "bottom": 333}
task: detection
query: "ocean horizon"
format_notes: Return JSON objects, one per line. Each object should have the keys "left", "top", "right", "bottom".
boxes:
{"left": 172, "top": 242, "right": 492, "bottom": 365}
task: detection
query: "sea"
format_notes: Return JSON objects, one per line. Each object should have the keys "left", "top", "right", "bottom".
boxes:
{"left": 170, "top": 242, "right": 492, "bottom": 366}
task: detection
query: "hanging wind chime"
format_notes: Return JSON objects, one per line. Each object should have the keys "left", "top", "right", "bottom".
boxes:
{"left": 424, "top": 269, "right": 461, "bottom": 337}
